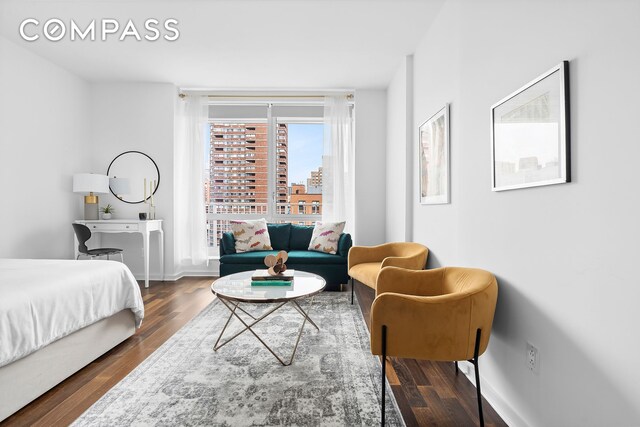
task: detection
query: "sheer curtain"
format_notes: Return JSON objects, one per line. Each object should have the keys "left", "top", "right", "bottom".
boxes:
{"left": 175, "top": 94, "right": 208, "bottom": 266}
{"left": 322, "top": 96, "right": 355, "bottom": 241}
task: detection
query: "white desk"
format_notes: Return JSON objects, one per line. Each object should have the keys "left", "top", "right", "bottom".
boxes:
{"left": 74, "top": 219, "right": 164, "bottom": 288}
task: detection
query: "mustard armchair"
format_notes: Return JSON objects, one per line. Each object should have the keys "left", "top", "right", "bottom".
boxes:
{"left": 347, "top": 242, "right": 428, "bottom": 304}
{"left": 370, "top": 266, "right": 498, "bottom": 427}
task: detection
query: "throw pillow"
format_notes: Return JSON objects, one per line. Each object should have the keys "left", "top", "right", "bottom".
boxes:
{"left": 308, "top": 221, "right": 345, "bottom": 254}
{"left": 230, "top": 218, "right": 273, "bottom": 252}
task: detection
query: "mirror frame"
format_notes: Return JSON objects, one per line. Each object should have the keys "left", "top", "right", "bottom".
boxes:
{"left": 106, "top": 150, "right": 160, "bottom": 204}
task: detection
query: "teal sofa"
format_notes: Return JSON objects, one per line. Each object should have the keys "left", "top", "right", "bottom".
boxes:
{"left": 219, "top": 223, "right": 352, "bottom": 291}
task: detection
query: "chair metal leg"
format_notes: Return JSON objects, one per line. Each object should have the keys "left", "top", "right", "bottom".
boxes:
{"left": 472, "top": 328, "right": 484, "bottom": 427}
{"left": 351, "top": 277, "right": 354, "bottom": 305}
{"left": 381, "top": 324, "right": 387, "bottom": 427}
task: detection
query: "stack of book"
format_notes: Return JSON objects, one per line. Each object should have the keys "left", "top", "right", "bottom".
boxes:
{"left": 251, "top": 269, "right": 294, "bottom": 286}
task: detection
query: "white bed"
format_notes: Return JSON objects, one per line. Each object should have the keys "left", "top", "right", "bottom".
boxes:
{"left": 0, "top": 259, "right": 145, "bottom": 421}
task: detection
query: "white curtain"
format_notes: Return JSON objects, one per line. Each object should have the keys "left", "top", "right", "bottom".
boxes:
{"left": 175, "top": 94, "right": 209, "bottom": 266}
{"left": 322, "top": 96, "right": 355, "bottom": 240}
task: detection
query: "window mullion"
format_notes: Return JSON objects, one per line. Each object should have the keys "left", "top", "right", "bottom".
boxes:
{"left": 266, "top": 104, "right": 276, "bottom": 222}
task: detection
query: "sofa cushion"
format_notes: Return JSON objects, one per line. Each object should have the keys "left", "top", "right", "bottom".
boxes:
{"left": 349, "top": 262, "right": 383, "bottom": 289}
{"left": 221, "top": 232, "right": 236, "bottom": 254}
{"left": 230, "top": 218, "right": 272, "bottom": 252}
{"left": 290, "top": 225, "right": 314, "bottom": 250}
{"left": 221, "top": 250, "right": 346, "bottom": 266}
{"left": 337, "top": 233, "right": 352, "bottom": 257}
{"left": 267, "top": 223, "right": 291, "bottom": 251}
{"left": 287, "top": 250, "right": 347, "bottom": 265}
{"left": 220, "top": 250, "right": 278, "bottom": 264}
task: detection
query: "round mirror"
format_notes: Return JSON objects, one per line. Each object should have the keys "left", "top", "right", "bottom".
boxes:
{"left": 107, "top": 151, "right": 160, "bottom": 204}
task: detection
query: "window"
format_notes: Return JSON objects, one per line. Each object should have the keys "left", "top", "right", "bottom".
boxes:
{"left": 204, "top": 104, "right": 324, "bottom": 251}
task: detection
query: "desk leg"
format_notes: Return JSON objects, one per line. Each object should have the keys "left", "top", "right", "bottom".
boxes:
{"left": 73, "top": 232, "right": 79, "bottom": 259}
{"left": 143, "top": 230, "right": 150, "bottom": 288}
{"left": 158, "top": 229, "right": 164, "bottom": 281}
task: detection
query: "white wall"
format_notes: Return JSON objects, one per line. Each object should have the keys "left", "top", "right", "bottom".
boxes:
{"left": 385, "top": 56, "right": 413, "bottom": 242}
{"left": 90, "top": 83, "right": 177, "bottom": 280}
{"left": 0, "top": 35, "right": 90, "bottom": 259}
{"left": 396, "top": 0, "right": 640, "bottom": 425}
{"left": 354, "top": 90, "right": 387, "bottom": 246}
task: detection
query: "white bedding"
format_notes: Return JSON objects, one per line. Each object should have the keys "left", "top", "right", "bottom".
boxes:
{"left": 0, "top": 259, "right": 144, "bottom": 368}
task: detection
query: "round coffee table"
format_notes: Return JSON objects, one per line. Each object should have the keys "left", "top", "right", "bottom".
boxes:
{"left": 211, "top": 270, "right": 326, "bottom": 366}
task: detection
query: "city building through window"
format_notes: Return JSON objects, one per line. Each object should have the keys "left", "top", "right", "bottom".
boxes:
{"left": 204, "top": 104, "right": 324, "bottom": 250}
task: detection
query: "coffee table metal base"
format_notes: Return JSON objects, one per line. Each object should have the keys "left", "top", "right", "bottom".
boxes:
{"left": 213, "top": 296, "right": 319, "bottom": 366}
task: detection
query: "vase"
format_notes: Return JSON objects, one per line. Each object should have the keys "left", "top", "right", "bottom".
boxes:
{"left": 102, "top": 213, "right": 112, "bottom": 220}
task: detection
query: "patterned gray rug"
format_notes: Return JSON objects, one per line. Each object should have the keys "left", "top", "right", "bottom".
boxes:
{"left": 73, "top": 292, "right": 404, "bottom": 426}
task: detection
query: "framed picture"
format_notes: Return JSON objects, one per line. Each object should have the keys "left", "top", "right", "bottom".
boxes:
{"left": 491, "top": 61, "right": 570, "bottom": 191}
{"left": 419, "top": 104, "right": 449, "bottom": 204}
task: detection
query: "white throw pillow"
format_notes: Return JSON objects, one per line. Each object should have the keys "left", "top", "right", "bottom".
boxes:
{"left": 230, "top": 218, "right": 273, "bottom": 253}
{"left": 308, "top": 221, "right": 345, "bottom": 254}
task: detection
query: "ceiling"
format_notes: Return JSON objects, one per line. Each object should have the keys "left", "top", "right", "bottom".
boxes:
{"left": 0, "top": 0, "right": 444, "bottom": 89}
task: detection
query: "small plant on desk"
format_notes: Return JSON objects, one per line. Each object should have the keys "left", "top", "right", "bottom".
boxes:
{"left": 100, "top": 204, "right": 115, "bottom": 220}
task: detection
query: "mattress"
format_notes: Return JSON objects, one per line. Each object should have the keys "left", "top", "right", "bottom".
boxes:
{"left": 0, "top": 259, "right": 144, "bottom": 368}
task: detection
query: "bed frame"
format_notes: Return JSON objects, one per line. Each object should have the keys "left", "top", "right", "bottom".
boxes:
{"left": 0, "top": 310, "right": 136, "bottom": 421}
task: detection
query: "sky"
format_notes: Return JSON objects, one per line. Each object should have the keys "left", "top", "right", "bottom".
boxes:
{"left": 287, "top": 123, "right": 323, "bottom": 185}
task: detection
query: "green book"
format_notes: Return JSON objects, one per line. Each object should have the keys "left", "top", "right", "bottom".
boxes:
{"left": 251, "top": 280, "right": 292, "bottom": 287}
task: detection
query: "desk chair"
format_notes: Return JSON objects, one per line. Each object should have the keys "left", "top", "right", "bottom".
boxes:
{"left": 72, "top": 223, "right": 124, "bottom": 262}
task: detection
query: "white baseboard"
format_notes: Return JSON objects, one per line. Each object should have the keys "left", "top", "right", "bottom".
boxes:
{"left": 457, "top": 361, "right": 528, "bottom": 427}
{"left": 132, "top": 270, "right": 219, "bottom": 282}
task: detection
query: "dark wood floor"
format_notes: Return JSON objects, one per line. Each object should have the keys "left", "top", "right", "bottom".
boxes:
{"left": 2, "top": 278, "right": 506, "bottom": 426}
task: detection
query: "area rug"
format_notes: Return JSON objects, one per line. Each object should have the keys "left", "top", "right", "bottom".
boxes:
{"left": 73, "top": 293, "right": 405, "bottom": 426}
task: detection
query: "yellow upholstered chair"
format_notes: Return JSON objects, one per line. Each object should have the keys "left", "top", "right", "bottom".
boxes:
{"left": 347, "top": 242, "right": 428, "bottom": 304}
{"left": 370, "top": 266, "right": 498, "bottom": 426}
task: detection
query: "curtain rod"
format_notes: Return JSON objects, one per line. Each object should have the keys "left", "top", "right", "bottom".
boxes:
{"left": 178, "top": 93, "right": 354, "bottom": 100}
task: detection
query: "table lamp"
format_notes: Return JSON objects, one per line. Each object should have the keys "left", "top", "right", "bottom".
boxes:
{"left": 73, "top": 173, "right": 109, "bottom": 220}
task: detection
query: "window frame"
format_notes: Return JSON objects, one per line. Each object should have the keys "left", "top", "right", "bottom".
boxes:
{"left": 206, "top": 109, "right": 324, "bottom": 254}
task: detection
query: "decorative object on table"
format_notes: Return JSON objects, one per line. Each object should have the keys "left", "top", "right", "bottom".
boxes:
{"left": 491, "top": 61, "right": 570, "bottom": 191}
{"left": 146, "top": 178, "right": 157, "bottom": 220}
{"left": 72, "top": 293, "right": 404, "bottom": 426}
{"left": 251, "top": 252, "right": 293, "bottom": 286}
{"left": 72, "top": 223, "right": 123, "bottom": 262}
{"left": 100, "top": 204, "right": 115, "bottom": 220}
{"left": 419, "top": 104, "right": 449, "bottom": 204}
{"left": 229, "top": 218, "right": 273, "bottom": 252}
{"left": 308, "top": 221, "right": 345, "bottom": 254}
{"left": 106, "top": 151, "right": 159, "bottom": 204}
{"left": 264, "top": 250, "right": 288, "bottom": 275}
{"left": 108, "top": 177, "right": 130, "bottom": 201}
{"left": 138, "top": 212, "right": 147, "bottom": 220}
{"left": 251, "top": 269, "right": 294, "bottom": 286}
{"left": 73, "top": 173, "right": 110, "bottom": 220}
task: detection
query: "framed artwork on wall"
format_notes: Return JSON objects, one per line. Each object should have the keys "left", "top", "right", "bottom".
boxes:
{"left": 419, "top": 104, "right": 450, "bottom": 204}
{"left": 491, "top": 61, "right": 570, "bottom": 191}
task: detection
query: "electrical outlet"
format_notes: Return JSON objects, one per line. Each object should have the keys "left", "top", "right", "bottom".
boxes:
{"left": 526, "top": 342, "right": 539, "bottom": 373}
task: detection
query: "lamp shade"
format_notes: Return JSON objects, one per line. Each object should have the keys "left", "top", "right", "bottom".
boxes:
{"left": 73, "top": 173, "right": 109, "bottom": 194}
{"left": 109, "top": 177, "right": 131, "bottom": 195}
